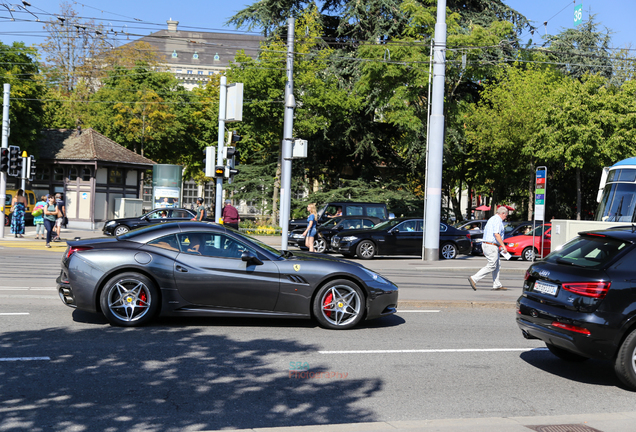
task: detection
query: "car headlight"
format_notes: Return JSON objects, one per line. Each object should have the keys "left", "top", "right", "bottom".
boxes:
{"left": 105, "top": 221, "right": 117, "bottom": 227}
{"left": 342, "top": 236, "right": 358, "bottom": 242}
{"left": 361, "top": 268, "right": 390, "bottom": 285}
{"left": 291, "top": 233, "right": 304, "bottom": 239}
{"left": 507, "top": 243, "right": 517, "bottom": 248}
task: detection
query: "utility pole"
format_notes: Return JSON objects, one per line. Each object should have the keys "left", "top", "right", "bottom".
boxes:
{"left": 215, "top": 75, "right": 227, "bottom": 222}
{"left": 0, "top": 83, "right": 10, "bottom": 238}
{"left": 279, "top": 18, "right": 296, "bottom": 250}
{"left": 423, "top": 0, "right": 447, "bottom": 261}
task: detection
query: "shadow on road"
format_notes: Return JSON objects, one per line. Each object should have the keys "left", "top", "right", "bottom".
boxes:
{"left": 519, "top": 349, "right": 621, "bottom": 388}
{"left": 0, "top": 324, "right": 387, "bottom": 430}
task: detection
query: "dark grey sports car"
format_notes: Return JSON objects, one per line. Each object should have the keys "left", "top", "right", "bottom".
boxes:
{"left": 58, "top": 222, "right": 399, "bottom": 329}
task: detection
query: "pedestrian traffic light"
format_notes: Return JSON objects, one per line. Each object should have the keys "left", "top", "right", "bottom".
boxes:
{"left": 27, "top": 155, "right": 36, "bottom": 181}
{"left": 203, "top": 146, "right": 215, "bottom": 177}
{"left": 231, "top": 131, "right": 241, "bottom": 144}
{"left": 0, "top": 148, "right": 8, "bottom": 172}
{"left": 214, "top": 165, "right": 225, "bottom": 178}
{"left": 7, "top": 145, "right": 20, "bottom": 177}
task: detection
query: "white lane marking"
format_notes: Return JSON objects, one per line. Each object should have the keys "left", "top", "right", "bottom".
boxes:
{"left": 398, "top": 310, "right": 440, "bottom": 313}
{"left": 319, "top": 348, "right": 549, "bottom": 354}
{"left": 0, "top": 357, "right": 50, "bottom": 362}
{"left": 0, "top": 288, "right": 57, "bottom": 290}
{"left": 0, "top": 313, "right": 29, "bottom": 316}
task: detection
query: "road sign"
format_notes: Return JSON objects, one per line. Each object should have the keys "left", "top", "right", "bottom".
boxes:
{"left": 574, "top": 4, "right": 583, "bottom": 26}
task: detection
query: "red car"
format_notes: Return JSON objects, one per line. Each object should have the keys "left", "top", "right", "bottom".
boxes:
{"left": 505, "top": 223, "right": 551, "bottom": 261}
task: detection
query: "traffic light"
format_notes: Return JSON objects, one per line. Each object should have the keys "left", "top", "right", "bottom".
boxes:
{"left": 214, "top": 165, "right": 225, "bottom": 178}
{"left": 203, "top": 146, "right": 215, "bottom": 177}
{"left": 225, "top": 147, "right": 239, "bottom": 181}
{"left": 0, "top": 148, "right": 8, "bottom": 172}
{"left": 27, "top": 155, "right": 36, "bottom": 181}
{"left": 15, "top": 152, "right": 24, "bottom": 178}
{"left": 230, "top": 131, "right": 241, "bottom": 144}
{"left": 7, "top": 145, "right": 20, "bottom": 177}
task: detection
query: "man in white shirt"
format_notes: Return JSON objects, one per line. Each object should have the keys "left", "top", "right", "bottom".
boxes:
{"left": 468, "top": 206, "right": 509, "bottom": 291}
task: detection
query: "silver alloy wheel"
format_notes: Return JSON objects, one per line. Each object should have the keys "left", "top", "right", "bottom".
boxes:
{"left": 106, "top": 278, "right": 152, "bottom": 322}
{"left": 114, "top": 225, "right": 130, "bottom": 236}
{"left": 319, "top": 285, "right": 362, "bottom": 327}
{"left": 522, "top": 247, "right": 535, "bottom": 261}
{"left": 314, "top": 238, "right": 326, "bottom": 253}
{"left": 441, "top": 243, "right": 457, "bottom": 259}
{"left": 358, "top": 240, "right": 375, "bottom": 259}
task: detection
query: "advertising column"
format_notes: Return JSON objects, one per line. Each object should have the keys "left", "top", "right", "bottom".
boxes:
{"left": 152, "top": 165, "right": 182, "bottom": 210}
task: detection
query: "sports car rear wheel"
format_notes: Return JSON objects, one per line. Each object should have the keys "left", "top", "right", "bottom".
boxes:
{"left": 615, "top": 328, "right": 636, "bottom": 390}
{"left": 114, "top": 225, "right": 130, "bottom": 236}
{"left": 313, "top": 280, "right": 365, "bottom": 330}
{"left": 100, "top": 272, "right": 159, "bottom": 327}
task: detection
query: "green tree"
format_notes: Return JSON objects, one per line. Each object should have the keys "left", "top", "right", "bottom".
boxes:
{"left": 537, "top": 74, "right": 620, "bottom": 220}
{"left": 39, "top": 1, "right": 113, "bottom": 93}
{"left": 0, "top": 42, "right": 44, "bottom": 155}
{"left": 545, "top": 15, "right": 613, "bottom": 80}
{"left": 465, "top": 64, "right": 564, "bottom": 219}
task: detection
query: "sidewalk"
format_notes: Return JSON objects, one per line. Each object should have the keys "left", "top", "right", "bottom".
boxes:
{"left": 212, "top": 411, "right": 636, "bottom": 432}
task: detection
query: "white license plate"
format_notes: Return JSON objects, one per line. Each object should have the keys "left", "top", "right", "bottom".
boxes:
{"left": 534, "top": 280, "right": 558, "bottom": 296}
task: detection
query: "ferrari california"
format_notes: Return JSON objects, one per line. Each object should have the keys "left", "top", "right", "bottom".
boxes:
{"left": 58, "top": 222, "right": 399, "bottom": 329}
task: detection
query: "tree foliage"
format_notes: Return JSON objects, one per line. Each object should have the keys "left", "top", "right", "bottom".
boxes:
{"left": 0, "top": 42, "right": 44, "bottom": 155}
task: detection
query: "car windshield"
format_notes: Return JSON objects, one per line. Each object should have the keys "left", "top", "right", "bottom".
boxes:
{"left": 372, "top": 219, "right": 403, "bottom": 230}
{"left": 545, "top": 235, "right": 629, "bottom": 269}
{"left": 320, "top": 217, "right": 342, "bottom": 229}
{"left": 525, "top": 225, "right": 550, "bottom": 236}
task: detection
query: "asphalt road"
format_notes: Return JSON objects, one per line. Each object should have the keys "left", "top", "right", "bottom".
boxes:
{"left": 1, "top": 241, "right": 635, "bottom": 431}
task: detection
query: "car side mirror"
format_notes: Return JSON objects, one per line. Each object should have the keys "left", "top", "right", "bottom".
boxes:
{"left": 336, "top": 225, "right": 344, "bottom": 230}
{"left": 241, "top": 251, "right": 263, "bottom": 266}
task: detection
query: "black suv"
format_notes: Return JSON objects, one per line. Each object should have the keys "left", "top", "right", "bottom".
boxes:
{"left": 517, "top": 226, "right": 636, "bottom": 390}
{"left": 288, "top": 202, "right": 390, "bottom": 231}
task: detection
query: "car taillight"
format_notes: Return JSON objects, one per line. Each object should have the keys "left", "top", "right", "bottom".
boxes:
{"left": 466, "top": 233, "right": 471, "bottom": 240}
{"left": 66, "top": 246, "right": 92, "bottom": 258}
{"left": 562, "top": 281, "right": 611, "bottom": 299}
{"left": 551, "top": 321, "right": 591, "bottom": 335}
{"left": 524, "top": 270, "right": 531, "bottom": 281}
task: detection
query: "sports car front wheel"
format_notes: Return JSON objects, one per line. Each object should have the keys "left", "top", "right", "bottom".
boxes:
{"left": 100, "top": 272, "right": 159, "bottom": 327}
{"left": 313, "top": 280, "right": 365, "bottom": 330}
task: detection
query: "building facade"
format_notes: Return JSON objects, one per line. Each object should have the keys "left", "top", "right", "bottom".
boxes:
{"left": 34, "top": 128, "right": 155, "bottom": 230}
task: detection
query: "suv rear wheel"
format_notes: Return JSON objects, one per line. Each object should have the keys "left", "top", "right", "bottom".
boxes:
{"left": 615, "top": 328, "right": 636, "bottom": 390}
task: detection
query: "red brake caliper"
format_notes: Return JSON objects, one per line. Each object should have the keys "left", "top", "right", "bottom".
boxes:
{"left": 139, "top": 290, "right": 148, "bottom": 308}
{"left": 323, "top": 293, "right": 333, "bottom": 318}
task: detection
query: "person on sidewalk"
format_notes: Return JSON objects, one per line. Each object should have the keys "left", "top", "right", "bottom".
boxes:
{"left": 222, "top": 199, "right": 240, "bottom": 230}
{"left": 43, "top": 196, "right": 59, "bottom": 248}
{"left": 33, "top": 195, "right": 47, "bottom": 239}
{"left": 53, "top": 193, "right": 66, "bottom": 242}
{"left": 191, "top": 198, "right": 206, "bottom": 222}
{"left": 468, "top": 206, "right": 509, "bottom": 291}
{"left": 10, "top": 189, "right": 27, "bottom": 238}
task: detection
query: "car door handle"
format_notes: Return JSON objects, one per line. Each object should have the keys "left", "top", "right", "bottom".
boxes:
{"left": 176, "top": 265, "right": 188, "bottom": 273}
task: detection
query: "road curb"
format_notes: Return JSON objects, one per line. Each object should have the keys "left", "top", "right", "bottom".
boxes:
{"left": 408, "top": 266, "right": 528, "bottom": 274}
{"left": 398, "top": 300, "right": 516, "bottom": 309}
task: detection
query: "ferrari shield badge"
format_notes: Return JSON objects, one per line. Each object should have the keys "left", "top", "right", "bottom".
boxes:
{"left": 293, "top": 264, "right": 301, "bottom": 272}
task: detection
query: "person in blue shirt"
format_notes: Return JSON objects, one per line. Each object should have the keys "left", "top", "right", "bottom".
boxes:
{"left": 468, "top": 206, "right": 509, "bottom": 291}
{"left": 302, "top": 203, "right": 318, "bottom": 252}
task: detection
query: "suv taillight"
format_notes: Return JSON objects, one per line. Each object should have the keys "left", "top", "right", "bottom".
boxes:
{"left": 562, "top": 281, "right": 611, "bottom": 299}
{"left": 66, "top": 246, "right": 92, "bottom": 258}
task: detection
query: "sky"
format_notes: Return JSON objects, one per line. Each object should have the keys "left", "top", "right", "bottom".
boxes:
{"left": 0, "top": 0, "right": 634, "bottom": 50}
